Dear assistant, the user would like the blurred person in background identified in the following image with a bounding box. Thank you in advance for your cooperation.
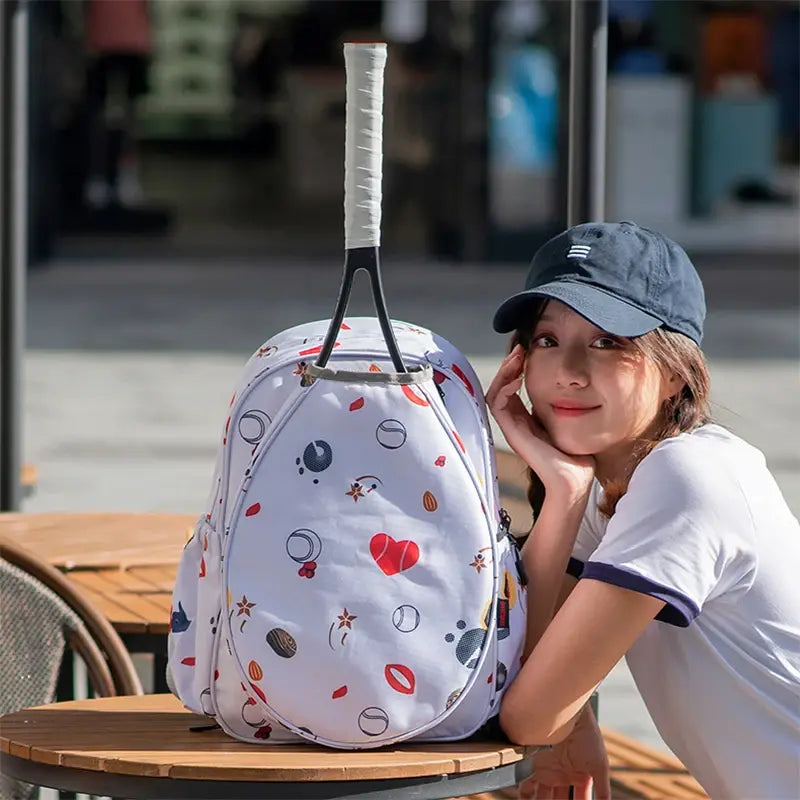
[83,0,151,209]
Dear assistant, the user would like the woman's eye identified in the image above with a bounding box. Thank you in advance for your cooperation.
[591,336,620,349]
[532,334,557,348]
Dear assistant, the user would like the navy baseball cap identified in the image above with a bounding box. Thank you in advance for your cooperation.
[493,221,706,345]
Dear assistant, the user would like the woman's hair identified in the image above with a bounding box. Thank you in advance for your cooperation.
[511,301,711,518]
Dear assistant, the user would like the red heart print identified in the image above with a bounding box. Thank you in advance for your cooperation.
[370,533,420,576]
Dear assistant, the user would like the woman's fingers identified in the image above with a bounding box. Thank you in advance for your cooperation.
[496,375,524,403]
[485,347,524,405]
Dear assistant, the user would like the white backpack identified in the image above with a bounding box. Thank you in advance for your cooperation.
[167,44,527,750]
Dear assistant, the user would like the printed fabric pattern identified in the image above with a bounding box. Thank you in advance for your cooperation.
[168,318,527,749]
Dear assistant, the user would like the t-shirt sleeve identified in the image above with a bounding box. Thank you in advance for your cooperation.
[581,438,756,627]
[567,480,605,579]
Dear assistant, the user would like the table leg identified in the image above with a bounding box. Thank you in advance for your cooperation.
[121,633,170,694]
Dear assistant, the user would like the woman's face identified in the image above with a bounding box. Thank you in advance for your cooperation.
[524,301,678,477]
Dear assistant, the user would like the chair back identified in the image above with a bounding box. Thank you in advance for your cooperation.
[0,539,143,800]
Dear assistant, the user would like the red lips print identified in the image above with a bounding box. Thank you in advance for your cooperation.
[385,664,416,695]
[370,533,420,576]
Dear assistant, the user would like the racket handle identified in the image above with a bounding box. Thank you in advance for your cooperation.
[344,43,386,250]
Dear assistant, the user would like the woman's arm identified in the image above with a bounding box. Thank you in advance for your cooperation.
[521,495,589,660]
[501,578,665,746]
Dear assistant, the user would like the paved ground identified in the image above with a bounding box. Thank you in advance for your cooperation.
[17,251,800,756]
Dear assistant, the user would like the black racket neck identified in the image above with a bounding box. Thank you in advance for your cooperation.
[315,247,407,373]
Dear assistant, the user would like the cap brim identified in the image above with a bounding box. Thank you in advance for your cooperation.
[493,281,663,336]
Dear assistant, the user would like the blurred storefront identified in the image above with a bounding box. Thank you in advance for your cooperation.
[30,0,799,265]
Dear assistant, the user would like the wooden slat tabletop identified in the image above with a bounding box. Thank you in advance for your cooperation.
[0,694,531,782]
[0,512,195,570]
[603,730,708,799]
[66,565,175,635]
[0,512,192,635]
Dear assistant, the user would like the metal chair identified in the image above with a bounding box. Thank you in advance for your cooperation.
[0,538,142,800]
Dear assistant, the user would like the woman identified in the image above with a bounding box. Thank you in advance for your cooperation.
[486,221,800,800]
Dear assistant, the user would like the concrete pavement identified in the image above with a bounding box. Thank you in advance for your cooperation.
[19,253,799,755]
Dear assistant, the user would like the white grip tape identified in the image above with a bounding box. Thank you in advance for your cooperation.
[344,43,386,250]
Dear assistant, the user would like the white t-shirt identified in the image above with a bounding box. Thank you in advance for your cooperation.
[568,424,800,799]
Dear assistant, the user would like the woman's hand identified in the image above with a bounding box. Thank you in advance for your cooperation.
[485,345,595,501]
[516,705,611,800]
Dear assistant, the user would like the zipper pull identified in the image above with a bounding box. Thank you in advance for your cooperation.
[496,508,512,542]
[499,507,528,587]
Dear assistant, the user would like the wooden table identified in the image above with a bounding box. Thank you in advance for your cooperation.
[0,694,534,800]
[0,512,193,691]
[0,512,193,630]
[0,512,194,570]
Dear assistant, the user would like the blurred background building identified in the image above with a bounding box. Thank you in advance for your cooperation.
[26,0,800,266]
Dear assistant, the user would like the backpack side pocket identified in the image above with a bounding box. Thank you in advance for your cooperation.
[168,519,222,716]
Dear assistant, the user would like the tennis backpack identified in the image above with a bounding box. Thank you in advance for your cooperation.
[167,44,527,750]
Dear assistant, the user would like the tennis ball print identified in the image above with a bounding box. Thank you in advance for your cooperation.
[375,419,407,449]
[241,697,268,728]
[285,529,322,563]
[238,410,271,444]
[392,604,420,633]
[358,706,390,737]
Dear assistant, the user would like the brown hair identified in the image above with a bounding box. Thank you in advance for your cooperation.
[511,303,711,519]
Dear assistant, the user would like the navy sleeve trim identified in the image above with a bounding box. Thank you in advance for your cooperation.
[566,557,584,578]
[581,562,700,628]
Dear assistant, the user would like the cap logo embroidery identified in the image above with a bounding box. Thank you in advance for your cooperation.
[566,245,591,259]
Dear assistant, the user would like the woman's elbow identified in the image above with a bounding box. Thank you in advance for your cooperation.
[499,702,576,747]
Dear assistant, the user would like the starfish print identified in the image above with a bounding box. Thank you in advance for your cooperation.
[470,553,487,573]
[337,608,357,629]
[345,482,364,502]
[293,361,307,376]
[236,596,256,617]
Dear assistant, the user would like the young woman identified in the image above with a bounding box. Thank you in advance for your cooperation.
[486,221,800,800]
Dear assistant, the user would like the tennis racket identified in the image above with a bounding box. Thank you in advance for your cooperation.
[314,42,407,373]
